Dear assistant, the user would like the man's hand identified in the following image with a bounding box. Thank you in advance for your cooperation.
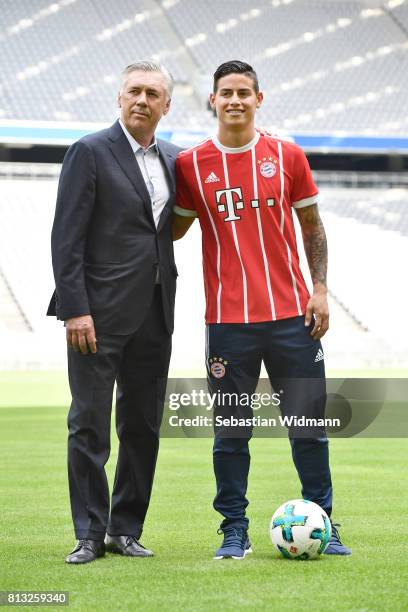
[255,126,274,137]
[304,286,329,340]
[66,315,97,354]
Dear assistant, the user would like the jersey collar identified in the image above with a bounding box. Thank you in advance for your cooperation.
[212,131,260,154]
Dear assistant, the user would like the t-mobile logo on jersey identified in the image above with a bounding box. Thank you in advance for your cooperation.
[215,187,244,222]
[215,187,275,222]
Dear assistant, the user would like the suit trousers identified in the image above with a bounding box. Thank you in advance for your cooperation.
[67,287,171,541]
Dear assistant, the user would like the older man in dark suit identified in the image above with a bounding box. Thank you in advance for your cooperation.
[48,61,181,564]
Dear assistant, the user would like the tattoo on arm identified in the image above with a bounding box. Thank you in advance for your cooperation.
[296,205,328,287]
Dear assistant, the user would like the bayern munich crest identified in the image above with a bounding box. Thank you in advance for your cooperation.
[258,156,277,178]
[209,357,228,378]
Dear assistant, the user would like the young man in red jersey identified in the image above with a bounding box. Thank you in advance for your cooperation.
[173,60,351,559]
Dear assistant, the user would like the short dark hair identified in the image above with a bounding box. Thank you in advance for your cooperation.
[213,60,259,93]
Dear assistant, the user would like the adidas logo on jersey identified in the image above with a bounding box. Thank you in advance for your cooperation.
[205,172,220,183]
[314,348,324,363]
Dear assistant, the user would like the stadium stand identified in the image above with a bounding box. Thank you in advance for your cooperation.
[320,185,408,236]
[0,164,406,369]
[163,0,408,133]
[318,187,408,355]
[0,269,29,332]
[0,0,407,133]
[0,176,57,331]
[0,0,202,126]
[0,0,407,369]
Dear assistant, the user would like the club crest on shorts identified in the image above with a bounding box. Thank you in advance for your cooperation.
[258,156,277,178]
[209,357,228,378]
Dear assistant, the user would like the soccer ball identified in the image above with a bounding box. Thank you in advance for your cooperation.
[270,499,331,560]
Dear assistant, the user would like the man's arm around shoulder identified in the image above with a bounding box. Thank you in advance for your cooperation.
[172,212,196,240]
[172,151,197,240]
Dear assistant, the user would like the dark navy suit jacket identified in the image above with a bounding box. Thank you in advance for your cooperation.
[48,119,181,335]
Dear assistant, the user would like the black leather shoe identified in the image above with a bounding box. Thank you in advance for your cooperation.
[65,539,105,564]
[105,534,154,557]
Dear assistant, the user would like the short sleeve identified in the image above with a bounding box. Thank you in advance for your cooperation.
[174,155,198,217]
[291,146,319,209]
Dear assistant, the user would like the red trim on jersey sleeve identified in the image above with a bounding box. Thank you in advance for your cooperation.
[290,145,319,209]
[175,154,198,217]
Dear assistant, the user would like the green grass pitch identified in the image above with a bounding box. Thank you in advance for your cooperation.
[1,372,408,611]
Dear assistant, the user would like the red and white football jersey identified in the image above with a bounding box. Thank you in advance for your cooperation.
[175,132,318,324]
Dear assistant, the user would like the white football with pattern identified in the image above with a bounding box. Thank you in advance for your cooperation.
[270,499,331,560]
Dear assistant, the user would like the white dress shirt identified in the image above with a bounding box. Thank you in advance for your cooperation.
[119,119,170,228]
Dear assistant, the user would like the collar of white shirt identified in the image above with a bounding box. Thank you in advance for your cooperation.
[119,119,159,155]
